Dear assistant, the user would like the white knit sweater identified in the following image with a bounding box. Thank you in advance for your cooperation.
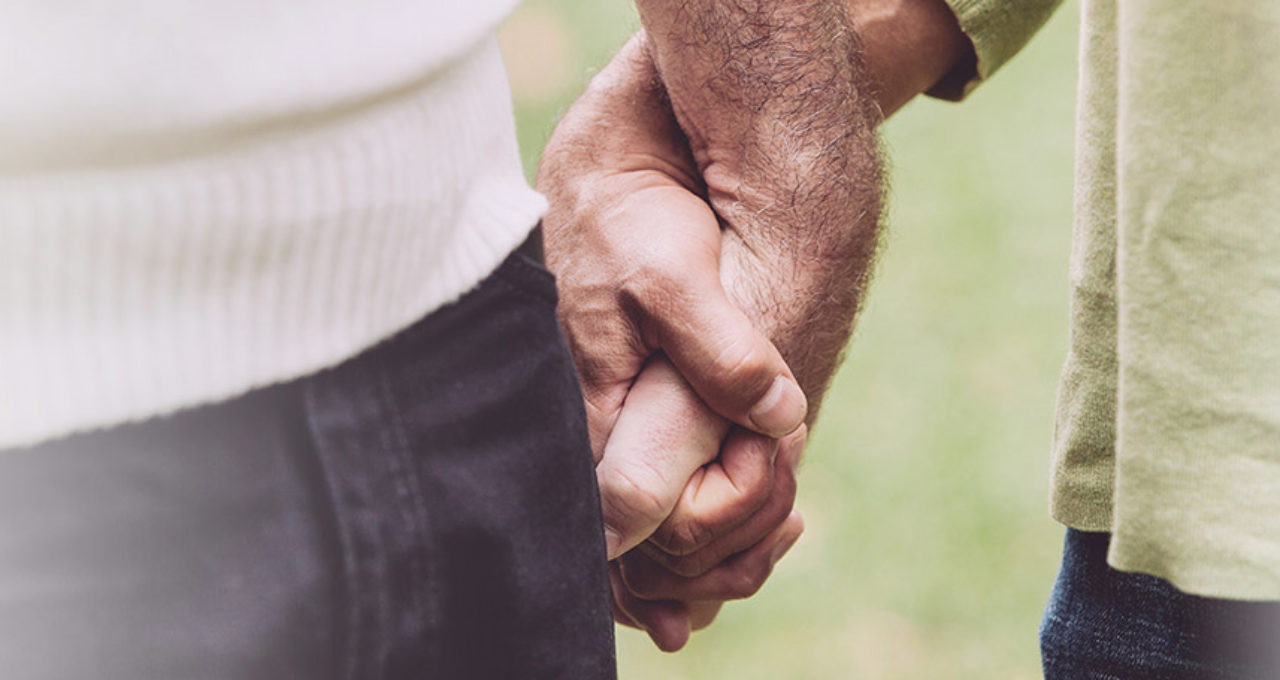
[0,1,547,448]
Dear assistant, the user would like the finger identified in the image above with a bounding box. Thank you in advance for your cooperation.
[644,425,806,577]
[613,605,641,630]
[688,601,724,631]
[582,385,627,465]
[596,357,730,559]
[609,563,692,653]
[647,427,778,556]
[618,510,804,603]
[562,319,649,463]
[607,563,645,630]
[638,267,807,439]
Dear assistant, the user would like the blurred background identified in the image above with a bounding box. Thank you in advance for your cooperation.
[500,2,1080,677]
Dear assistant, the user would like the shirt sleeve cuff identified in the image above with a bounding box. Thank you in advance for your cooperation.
[927,0,1065,101]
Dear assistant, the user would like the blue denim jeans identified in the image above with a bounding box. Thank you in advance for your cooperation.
[1041,529,1280,679]
[0,234,616,679]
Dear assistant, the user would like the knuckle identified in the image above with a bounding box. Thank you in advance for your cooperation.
[709,337,771,393]
[619,253,689,316]
[665,551,719,579]
[652,515,716,557]
[599,464,671,534]
[726,563,770,599]
[733,474,774,516]
[618,563,664,600]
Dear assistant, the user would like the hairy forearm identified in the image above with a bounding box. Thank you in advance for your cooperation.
[633,0,880,253]
[631,0,884,418]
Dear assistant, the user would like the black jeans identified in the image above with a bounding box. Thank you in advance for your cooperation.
[1041,530,1280,679]
[0,239,616,680]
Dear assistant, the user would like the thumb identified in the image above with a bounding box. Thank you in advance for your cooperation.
[595,357,730,559]
[648,274,806,438]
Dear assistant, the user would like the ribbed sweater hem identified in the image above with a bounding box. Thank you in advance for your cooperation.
[0,38,545,449]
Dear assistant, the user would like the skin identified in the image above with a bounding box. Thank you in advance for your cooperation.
[539,0,973,652]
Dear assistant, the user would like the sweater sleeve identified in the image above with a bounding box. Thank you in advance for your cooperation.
[926,0,1065,100]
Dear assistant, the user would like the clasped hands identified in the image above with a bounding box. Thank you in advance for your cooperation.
[537,36,817,652]
[536,0,972,653]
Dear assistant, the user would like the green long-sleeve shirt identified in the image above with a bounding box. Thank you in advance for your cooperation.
[937,0,1280,599]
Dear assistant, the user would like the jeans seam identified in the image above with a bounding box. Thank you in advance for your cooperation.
[372,353,442,665]
[300,380,361,680]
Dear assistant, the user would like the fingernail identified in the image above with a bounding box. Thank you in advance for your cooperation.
[604,527,622,560]
[783,425,807,472]
[770,532,801,566]
[749,376,806,437]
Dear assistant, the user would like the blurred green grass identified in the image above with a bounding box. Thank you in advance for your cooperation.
[502,3,1080,678]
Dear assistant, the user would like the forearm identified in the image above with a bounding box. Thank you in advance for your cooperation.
[630,0,883,418]
[633,0,880,256]
[635,0,974,136]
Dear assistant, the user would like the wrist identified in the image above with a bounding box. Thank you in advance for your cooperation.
[848,0,976,116]
[540,33,702,195]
